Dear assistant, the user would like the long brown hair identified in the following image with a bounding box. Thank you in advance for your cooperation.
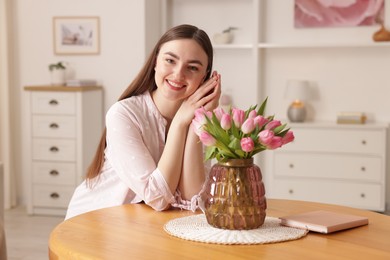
[86,24,214,184]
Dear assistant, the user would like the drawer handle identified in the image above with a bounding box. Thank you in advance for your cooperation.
[361,166,366,172]
[49,123,59,129]
[50,192,60,199]
[361,140,367,145]
[289,189,294,194]
[50,146,59,152]
[49,170,59,176]
[360,193,366,198]
[49,99,58,105]
[289,163,294,169]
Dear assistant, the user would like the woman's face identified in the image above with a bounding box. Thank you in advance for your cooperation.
[154,39,208,102]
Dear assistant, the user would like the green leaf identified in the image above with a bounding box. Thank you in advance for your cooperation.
[257,97,268,116]
[273,124,287,134]
[234,149,245,157]
[204,146,217,161]
[228,137,241,150]
[276,128,290,137]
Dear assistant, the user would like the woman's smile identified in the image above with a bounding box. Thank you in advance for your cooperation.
[166,79,186,91]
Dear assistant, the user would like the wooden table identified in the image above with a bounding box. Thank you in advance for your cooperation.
[49,199,390,259]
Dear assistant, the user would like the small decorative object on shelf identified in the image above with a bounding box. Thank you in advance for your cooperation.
[373,16,390,42]
[337,112,367,124]
[193,98,294,230]
[373,25,390,42]
[213,27,237,44]
[66,79,98,87]
[285,79,312,123]
[48,61,67,86]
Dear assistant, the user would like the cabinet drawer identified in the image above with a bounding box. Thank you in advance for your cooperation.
[271,179,384,211]
[32,115,76,138]
[33,184,74,208]
[274,152,382,182]
[32,162,76,185]
[284,128,385,155]
[32,139,76,162]
[31,92,76,115]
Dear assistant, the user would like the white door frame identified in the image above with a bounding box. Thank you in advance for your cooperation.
[0,0,15,209]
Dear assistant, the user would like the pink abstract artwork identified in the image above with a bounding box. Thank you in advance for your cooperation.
[294,0,385,28]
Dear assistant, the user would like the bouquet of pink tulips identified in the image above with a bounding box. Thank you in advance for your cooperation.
[192,98,295,162]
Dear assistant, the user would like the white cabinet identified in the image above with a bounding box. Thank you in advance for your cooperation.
[24,86,103,216]
[267,122,388,212]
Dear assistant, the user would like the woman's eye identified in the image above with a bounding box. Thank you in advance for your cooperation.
[188,66,199,72]
[165,59,174,64]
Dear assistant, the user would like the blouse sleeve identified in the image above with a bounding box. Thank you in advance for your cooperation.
[104,102,176,211]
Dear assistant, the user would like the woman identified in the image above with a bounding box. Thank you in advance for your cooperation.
[65,24,221,220]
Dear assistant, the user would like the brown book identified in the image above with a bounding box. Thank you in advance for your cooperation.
[279,210,369,234]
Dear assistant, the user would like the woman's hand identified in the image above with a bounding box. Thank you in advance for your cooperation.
[175,71,222,126]
[202,71,221,112]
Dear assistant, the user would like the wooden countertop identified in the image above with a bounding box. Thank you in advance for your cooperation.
[49,199,390,259]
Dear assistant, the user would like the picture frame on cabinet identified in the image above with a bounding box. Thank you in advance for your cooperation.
[53,16,100,55]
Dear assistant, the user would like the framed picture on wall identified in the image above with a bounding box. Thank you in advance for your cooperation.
[53,16,100,55]
[294,0,385,28]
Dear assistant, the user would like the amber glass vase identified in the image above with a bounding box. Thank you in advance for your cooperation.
[201,158,267,230]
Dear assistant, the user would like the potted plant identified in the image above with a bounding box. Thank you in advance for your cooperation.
[192,98,295,230]
[48,61,67,85]
[213,27,238,44]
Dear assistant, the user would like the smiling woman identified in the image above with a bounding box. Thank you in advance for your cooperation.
[65,24,222,220]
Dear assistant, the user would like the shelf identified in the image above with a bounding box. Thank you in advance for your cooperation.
[213,44,253,50]
[258,42,390,49]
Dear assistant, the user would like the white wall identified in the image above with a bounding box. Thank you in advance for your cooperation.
[12,0,160,205]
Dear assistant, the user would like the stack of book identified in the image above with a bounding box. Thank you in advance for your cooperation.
[66,79,97,87]
[337,112,367,124]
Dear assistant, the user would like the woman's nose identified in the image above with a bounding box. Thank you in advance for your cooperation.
[173,65,186,80]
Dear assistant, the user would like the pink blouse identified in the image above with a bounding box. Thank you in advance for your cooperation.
[65,91,200,220]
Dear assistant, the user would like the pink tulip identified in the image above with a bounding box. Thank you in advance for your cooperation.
[194,107,209,125]
[232,108,245,128]
[199,131,216,146]
[191,119,204,136]
[220,114,232,130]
[248,110,257,119]
[241,118,255,134]
[267,136,283,150]
[258,129,274,145]
[213,107,225,121]
[240,137,254,152]
[265,120,281,130]
[254,115,268,129]
[282,130,295,145]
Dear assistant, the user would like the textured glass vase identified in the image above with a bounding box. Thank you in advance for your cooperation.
[201,158,267,230]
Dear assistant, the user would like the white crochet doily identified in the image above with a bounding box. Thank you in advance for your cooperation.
[164,214,308,245]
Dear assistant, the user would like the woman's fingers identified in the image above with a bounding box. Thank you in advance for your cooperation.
[197,71,220,99]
